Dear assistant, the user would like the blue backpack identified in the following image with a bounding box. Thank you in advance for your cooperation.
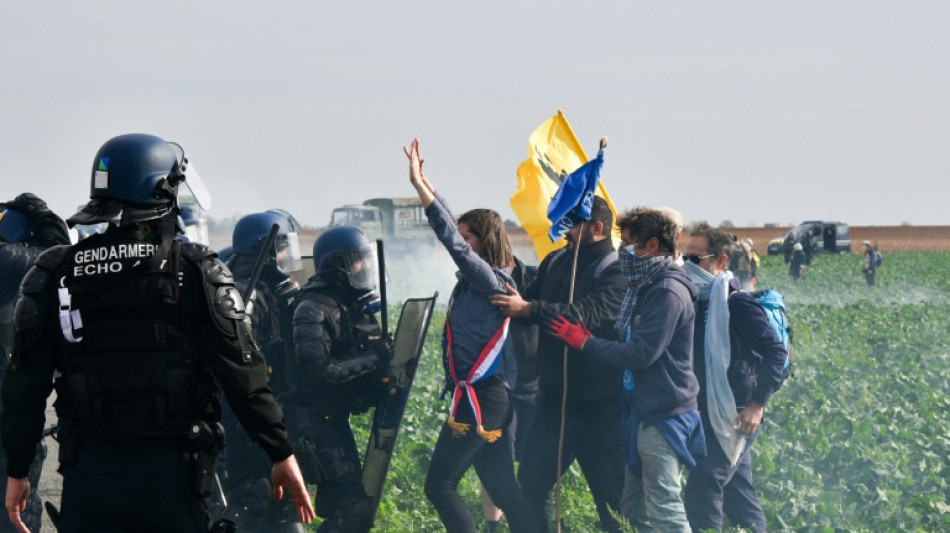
[753,289,794,378]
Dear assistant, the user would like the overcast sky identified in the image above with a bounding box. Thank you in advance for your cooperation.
[2,1,947,231]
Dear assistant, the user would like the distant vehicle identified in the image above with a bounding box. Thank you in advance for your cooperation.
[329,198,435,244]
[767,220,852,255]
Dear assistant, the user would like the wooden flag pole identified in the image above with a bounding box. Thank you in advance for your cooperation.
[555,136,607,533]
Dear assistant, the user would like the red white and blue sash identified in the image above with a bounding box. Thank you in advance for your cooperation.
[445,318,510,442]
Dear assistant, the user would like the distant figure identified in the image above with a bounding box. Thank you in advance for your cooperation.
[861,240,881,287]
[801,228,818,265]
[789,243,806,281]
[732,239,758,292]
[782,234,796,265]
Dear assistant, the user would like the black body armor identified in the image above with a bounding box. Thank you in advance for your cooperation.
[288,280,387,418]
[15,227,254,455]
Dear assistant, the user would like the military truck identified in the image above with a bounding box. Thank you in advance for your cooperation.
[329,198,435,244]
[767,220,852,256]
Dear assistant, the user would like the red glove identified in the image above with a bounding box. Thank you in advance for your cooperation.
[548,315,591,351]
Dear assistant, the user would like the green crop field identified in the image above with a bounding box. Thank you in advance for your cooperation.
[334,251,950,532]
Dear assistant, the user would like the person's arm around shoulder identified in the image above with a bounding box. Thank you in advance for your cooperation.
[490,249,556,321]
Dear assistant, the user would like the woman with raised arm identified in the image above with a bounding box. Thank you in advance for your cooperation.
[404,139,537,533]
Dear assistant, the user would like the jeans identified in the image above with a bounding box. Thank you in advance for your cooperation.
[683,416,766,533]
[425,379,537,533]
[636,424,690,533]
[620,466,652,533]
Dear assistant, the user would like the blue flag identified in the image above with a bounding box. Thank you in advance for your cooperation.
[546,151,604,242]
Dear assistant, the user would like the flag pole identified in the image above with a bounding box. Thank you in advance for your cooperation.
[555,137,607,533]
[555,219,583,533]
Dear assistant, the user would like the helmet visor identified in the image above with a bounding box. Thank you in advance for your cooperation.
[342,243,378,291]
[169,143,212,209]
[276,231,303,273]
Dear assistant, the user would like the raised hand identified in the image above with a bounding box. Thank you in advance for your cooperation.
[403,139,435,207]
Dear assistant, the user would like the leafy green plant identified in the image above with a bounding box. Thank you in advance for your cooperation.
[312,252,950,531]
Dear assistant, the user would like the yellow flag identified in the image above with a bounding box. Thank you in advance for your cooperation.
[510,110,620,261]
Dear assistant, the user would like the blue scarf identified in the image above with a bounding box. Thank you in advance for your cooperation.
[685,262,744,466]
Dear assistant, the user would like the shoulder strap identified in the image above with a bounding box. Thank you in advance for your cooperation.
[594,251,618,280]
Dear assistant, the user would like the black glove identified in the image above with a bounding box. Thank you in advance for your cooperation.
[374,335,394,364]
[1,193,70,246]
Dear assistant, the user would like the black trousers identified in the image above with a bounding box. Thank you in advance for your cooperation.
[218,403,302,532]
[60,449,209,533]
[424,379,537,533]
[517,400,625,533]
[298,415,372,532]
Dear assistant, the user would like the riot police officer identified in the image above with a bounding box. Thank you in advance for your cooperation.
[217,210,305,532]
[289,225,390,532]
[0,193,70,532]
[1,133,314,532]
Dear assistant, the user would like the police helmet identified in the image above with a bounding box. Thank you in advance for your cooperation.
[232,210,303,273]
[0,207,32,243]
[312,225,378,292]
[217,245,235,264]
[68,133,208,228]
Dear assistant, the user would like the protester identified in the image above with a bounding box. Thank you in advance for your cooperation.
[789,242,806,281]
[0,193,70,533]
[491,195,626,533]
[732,239,757,292]
[782,234,796,265]
[403,139,536,533]
[655,206,685,266]
[546,207,704,533]
[680,224,788,533]
[802,227,818,264]
[480,255,541,533]
[861,240,880,287]
[1,134,313,532]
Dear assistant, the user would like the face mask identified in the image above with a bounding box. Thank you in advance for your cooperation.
[621,244,636,256]
[684,261,715,300]
[620,247,666,283]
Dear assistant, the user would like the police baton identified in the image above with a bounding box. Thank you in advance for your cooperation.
[376,239,388,337]
[242,224,281,303]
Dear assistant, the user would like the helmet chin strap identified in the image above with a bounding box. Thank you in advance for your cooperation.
[145,208,181,271]
[357,291,381,314]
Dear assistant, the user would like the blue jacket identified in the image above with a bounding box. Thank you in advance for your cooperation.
[424,195,514,385]
[584,264,699,427]
[694,281,788,411]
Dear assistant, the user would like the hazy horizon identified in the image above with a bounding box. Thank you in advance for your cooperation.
[2,1,947,228]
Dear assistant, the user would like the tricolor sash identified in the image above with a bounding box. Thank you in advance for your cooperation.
[444,318,510,442]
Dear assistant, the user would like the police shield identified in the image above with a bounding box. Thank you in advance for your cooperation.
[361,293,437,522]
